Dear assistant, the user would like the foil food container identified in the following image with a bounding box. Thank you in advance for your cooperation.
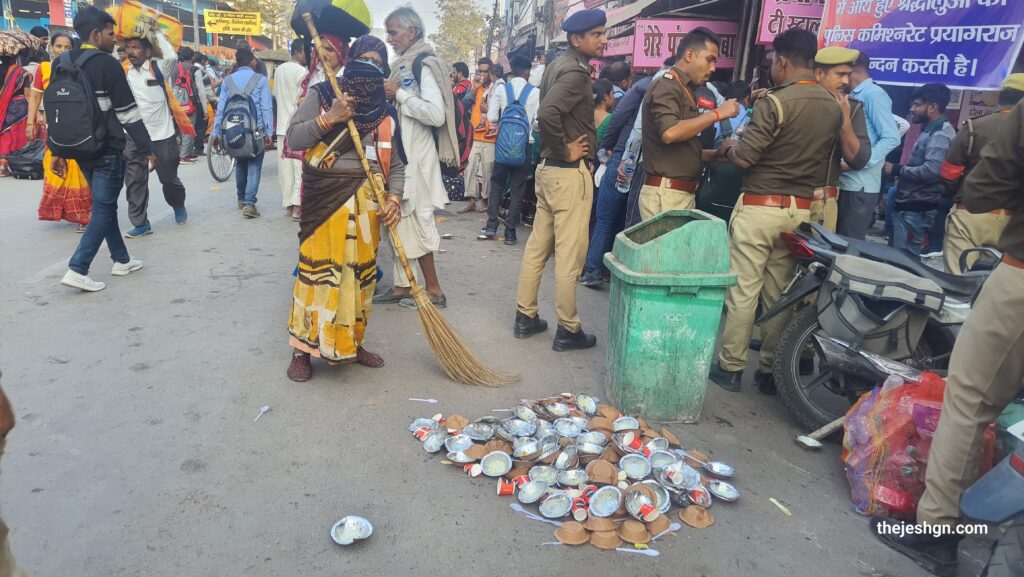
[408,418,438,433]
[575,442,605,455]
[331,516,373,545]
[707,480,740,502]
[554,418,583,438]
[517,479,549,504]
[687,486,713,508]
[480,451,513,477]
[660,461,702,489]
[641,480,672,513]
[648,450,680,471]
[612,416,640,432]
[513,440,542,459]
[533,420,556,440]
[618,454,652,480]
[577,431,608,446]
[625,486,660,522]
[503,418,537,436]
[704,461,736,479]
[557,469,589,487]
[461,422,495,442]
[446,451,475,464]
[536,443,561,462]
[529,465,558,485]
[444,434,473,453]
[539,492,573,518]
[545,402,571,418]
[575,394,598,416]
[588,486,622,518]
[644,437,670,454]
[422,429,447,453]
[553,446,579,470]
[514,404,538,422]
[569,416,589,430]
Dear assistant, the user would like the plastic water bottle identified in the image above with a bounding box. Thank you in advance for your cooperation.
[617,152,637,193]
[399,65,417,91]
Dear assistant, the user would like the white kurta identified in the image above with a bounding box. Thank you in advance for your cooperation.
[273,60,307,208]
[391,65,448,286]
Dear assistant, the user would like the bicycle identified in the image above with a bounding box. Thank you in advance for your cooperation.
[207,139,235,182]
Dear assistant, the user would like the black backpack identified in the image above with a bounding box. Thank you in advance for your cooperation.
[44,50,107,160]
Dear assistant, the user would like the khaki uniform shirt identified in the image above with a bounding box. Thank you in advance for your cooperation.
[641,67,703,181]
[734,76,844,199]
[945,108,1010,201]
[819,98,871,187]
[537,46,596,162]
[961,101,1024,259]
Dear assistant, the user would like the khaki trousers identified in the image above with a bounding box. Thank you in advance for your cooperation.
[0,439,27,577]
[516,161,594,332]
[463,141,495,200]
[809,196,839,232]
[638,181,696,221]
[917,262,1024,525]
[718,194,811,372]
[942,205,1010,274]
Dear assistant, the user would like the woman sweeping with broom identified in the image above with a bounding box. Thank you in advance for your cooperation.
[285,35,404,382]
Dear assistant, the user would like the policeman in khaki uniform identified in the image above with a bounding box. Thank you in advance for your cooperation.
[709,29,844,393]
[939,73,1023,273]
[514,9,607,351]
[810,46,872,231]
[638,27,740,220]
[873,99,1024,577]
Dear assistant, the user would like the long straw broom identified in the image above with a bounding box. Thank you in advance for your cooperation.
[302,14,517,387]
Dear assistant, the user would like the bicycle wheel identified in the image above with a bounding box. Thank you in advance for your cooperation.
[207,141,235,183]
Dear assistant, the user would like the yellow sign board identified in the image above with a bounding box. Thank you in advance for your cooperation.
[203,10,262,35]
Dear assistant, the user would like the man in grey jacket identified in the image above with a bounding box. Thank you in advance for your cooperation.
[886,83,955,255]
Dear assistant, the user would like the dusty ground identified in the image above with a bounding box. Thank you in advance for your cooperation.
[0,151,988,576]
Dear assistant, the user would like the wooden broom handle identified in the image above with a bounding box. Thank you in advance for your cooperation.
[302,14,420,289]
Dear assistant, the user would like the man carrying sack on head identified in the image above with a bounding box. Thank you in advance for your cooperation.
[513,8,607,352]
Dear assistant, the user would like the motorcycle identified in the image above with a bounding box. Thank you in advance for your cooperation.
[819,337,1024,577]
[758,222,999,430]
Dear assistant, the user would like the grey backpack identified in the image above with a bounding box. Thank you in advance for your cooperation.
[218,74,264,159]
[817,255,945,359]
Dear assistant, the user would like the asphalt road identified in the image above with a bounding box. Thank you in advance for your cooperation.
[0,151,981,577]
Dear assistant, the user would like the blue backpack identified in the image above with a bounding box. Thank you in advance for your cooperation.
[219,74,264,159]
[494,82,533,167]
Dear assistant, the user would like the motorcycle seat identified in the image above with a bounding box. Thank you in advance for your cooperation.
[805,223,986,298]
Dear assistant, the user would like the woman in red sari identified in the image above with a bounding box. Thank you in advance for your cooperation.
[0,52,32,177]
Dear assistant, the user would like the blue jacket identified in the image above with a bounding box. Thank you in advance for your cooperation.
[894,116,955,209]
[600,75,653,155]
[211,66,274,138]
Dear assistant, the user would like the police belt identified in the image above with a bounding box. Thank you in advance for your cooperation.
[644,175,698,193]
[541,158,586,169]
[740,193,812,210]
[955,202,1012,216]
[813,186,839,199]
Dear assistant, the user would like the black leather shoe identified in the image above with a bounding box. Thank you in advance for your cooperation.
[578,268,603,288]
[552,325,597,351]
[869,517,960,577]
[504,227,517,245]
[709,363,742,392]
[754,370,777,396]
[513,312,548,339]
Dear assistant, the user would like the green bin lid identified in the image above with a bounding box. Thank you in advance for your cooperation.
[610,209,732,276]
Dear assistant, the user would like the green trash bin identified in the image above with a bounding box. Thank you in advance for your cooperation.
[603,209,736,423]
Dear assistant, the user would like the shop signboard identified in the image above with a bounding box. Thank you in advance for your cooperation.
[758,0,826,44]
[633,19,739,68]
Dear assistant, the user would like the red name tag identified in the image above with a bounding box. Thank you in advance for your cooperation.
[697,96,716,110]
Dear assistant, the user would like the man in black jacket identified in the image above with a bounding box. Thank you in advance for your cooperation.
[579,71,652,287]
[59,6,154,293]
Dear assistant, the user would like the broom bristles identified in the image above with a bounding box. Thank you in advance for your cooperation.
[412,291,519,387]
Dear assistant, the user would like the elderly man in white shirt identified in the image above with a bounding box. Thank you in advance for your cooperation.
[477,54,540,246]
[122,31,188,237]
[272,39,307,219]
[374,7,457,309]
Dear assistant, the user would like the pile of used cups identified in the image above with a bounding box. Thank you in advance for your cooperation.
[408,393,740,549]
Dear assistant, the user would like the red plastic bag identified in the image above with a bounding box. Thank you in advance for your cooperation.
[841,371,995,520]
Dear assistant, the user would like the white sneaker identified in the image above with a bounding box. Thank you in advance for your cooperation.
[111,259,143,276]
[60,270,105,292]
[920,250,943,259]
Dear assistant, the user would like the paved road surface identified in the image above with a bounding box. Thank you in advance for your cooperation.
[0,152,981,576]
